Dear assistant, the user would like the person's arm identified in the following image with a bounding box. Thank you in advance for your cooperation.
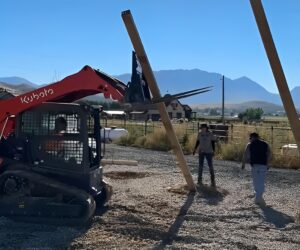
[266,144,271,169]
[193,140,199,155]
[211,133,217,153]
[211,133,217,141]
[241,143,250,169]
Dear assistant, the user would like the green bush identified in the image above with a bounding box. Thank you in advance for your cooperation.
[238,108,264,122]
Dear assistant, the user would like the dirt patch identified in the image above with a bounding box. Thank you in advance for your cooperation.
[104,171,153,179]
[167,184,190,195]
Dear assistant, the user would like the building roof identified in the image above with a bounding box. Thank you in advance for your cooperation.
[182,104,192,111]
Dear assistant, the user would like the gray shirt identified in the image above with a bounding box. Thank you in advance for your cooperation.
[196,131,216,154]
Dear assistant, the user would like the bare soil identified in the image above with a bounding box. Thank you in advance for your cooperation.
[0,144,299,250]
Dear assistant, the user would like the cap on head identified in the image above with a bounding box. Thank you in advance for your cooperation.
[200,123,208,129]
[249,132,259,139]
[55,117,67,132]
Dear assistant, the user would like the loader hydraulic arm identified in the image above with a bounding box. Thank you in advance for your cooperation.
[0,65,127,138]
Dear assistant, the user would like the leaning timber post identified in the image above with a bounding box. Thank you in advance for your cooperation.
[250,0,300,155]
[122,10,196,191]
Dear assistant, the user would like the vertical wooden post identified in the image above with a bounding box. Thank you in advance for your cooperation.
[144,120,148,136]
[122,10,196,191]
[250,0,300,154]
[221,75,225,124]
[271,126,274,150]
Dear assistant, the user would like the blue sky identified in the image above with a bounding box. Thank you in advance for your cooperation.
[1,0,300,93]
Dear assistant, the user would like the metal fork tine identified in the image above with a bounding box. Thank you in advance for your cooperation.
[168,86,212,98]
[152,87,213,103]
[172,89,212,99]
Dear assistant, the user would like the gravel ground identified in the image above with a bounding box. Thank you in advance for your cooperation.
[0,144,299,250]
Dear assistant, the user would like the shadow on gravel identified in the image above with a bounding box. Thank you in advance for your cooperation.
[0,217,90,249]
[104,171,153,179]
[94,204,110,216]
[153,192,195,250]
[196,184,229,206]
[259,206,294,228]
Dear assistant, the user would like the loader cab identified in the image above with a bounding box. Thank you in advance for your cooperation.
[15,102,105,196]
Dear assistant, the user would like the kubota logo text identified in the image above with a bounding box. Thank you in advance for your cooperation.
[20,88,54,104]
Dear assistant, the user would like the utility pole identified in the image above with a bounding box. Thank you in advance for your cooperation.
[221,75,225,124]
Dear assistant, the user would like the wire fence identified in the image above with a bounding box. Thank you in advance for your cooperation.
[101,118,299,158]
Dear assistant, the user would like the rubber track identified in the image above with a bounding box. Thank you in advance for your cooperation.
[0,170,96,225]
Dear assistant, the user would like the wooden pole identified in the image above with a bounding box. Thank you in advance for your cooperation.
[121,10,196,191]
[249,0,300,154]
[221,75,225,124]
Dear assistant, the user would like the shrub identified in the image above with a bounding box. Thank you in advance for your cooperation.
[134,136,147,147]
[116,131,139,146]
[218,142,245,161]
[144,128,172,151]
[270,154,300,169]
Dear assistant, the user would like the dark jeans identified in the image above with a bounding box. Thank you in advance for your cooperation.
[198,153,215,184]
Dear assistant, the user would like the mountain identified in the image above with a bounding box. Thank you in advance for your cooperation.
[1,69,299,108]
[0,82,35,94]
[0,77,36,87]
[116,69,300,107]
[291,87,300,106]
[0,77,36,96]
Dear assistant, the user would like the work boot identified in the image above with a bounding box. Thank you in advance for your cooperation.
[210,175,216,188]
[197,178,203,186]
[211,180,216,188]
[255,197,266,207]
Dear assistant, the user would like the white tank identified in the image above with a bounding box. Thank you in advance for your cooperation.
[101,127,129,142]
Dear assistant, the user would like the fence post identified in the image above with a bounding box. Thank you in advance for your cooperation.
[144,120,148,136]
[271,126,274,149]
[231,124,233,142]
[152,122,154,134]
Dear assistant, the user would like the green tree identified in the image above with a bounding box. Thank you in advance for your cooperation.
[238,108,263,122]
[209,108,218,116]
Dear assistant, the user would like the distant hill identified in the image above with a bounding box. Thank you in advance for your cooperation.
[291,86,300,106]
[116,69,300,108]
[0,77,36,87]
[0,77,36,96]
[0,82,35,94]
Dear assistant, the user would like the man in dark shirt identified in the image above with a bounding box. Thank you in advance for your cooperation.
[242,132,271,206]
[0,137,16,173]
